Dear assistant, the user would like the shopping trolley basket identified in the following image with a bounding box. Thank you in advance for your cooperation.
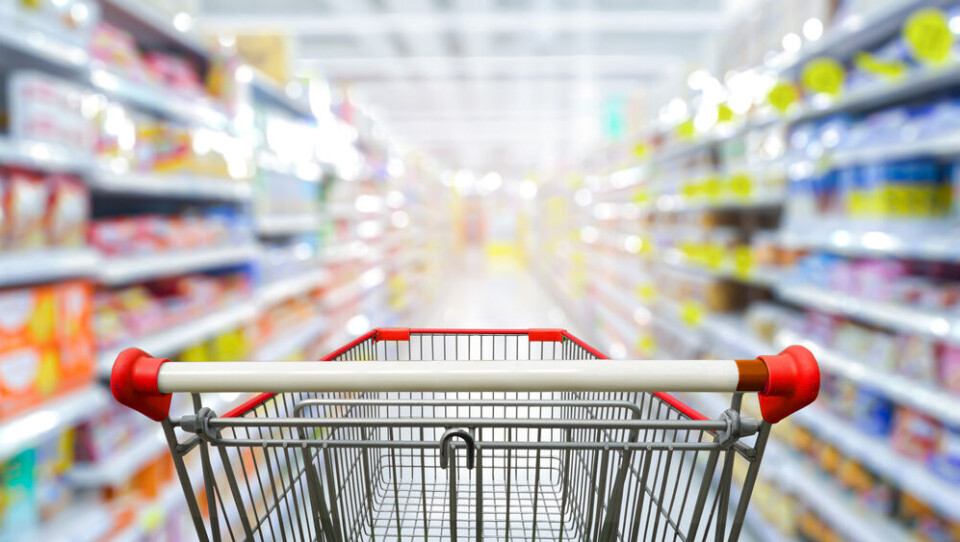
[111,328,819,542]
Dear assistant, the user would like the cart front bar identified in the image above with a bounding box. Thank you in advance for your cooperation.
[111,328,818,424]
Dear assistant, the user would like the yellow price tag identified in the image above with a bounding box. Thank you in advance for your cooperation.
[638,336,657,355]
[636,284,657,302]
[904,8,953,65]
[716,103,734,123]
[680,301,704,327]
[801,57,845,96]
[853,52,907,80]
[729,173,753,199]
[733,246,754,277]
[675,119,695,140]
[633,143,649,158]
[703,244,724,270]
[767,81,799,113]
[703,177,722,200]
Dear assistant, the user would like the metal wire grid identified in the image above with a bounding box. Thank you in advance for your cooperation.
[165,332,765,542]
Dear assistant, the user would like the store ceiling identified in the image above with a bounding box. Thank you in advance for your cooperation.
[197,0,738,176]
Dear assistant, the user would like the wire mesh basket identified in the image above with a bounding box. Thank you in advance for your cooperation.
[111,328,819,541]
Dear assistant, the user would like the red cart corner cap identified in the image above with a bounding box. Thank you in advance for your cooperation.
[375,328,411,341]
[757,345,820,424]
[110,348,172,422]
[528,329,564,342]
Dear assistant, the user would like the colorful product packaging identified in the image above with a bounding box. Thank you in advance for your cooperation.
[0,450,38,534]
[3,169,49,250]
[891,407,941,461]
[45,174,88,248]
[53,281,95,392]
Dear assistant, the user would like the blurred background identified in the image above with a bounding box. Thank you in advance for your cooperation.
[1,0,960,540]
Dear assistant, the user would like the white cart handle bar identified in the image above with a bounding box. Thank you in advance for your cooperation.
[111,343,819,425]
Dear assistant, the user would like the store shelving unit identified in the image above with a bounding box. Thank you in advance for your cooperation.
[257,268,331,306]
[0,24,88,71]
[252,316,328,362]
[88,68,231,130]
[529,3,960,540]
[254,213,324,236]
[0,136,90,172]
[0,386,110,463]
[20,502,115,542]
[777,282,959,342]
[792,406,960,522]
[96,301,260,373]
[68,429,169,488]
[0,248,100,287]
[98,244,260,286]
[88,168,253,200]
[0,3,446,539]
[776,329,960,425]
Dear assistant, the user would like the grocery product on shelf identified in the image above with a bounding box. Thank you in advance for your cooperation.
[93,272,252,350]
[3,71,96,155]
[87,210,248,256]
[0,281,94,420]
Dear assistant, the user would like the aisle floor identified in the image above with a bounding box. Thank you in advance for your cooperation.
[413,248,576,331]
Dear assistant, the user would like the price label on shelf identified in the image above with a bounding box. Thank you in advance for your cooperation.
[853,52,907,80]
[716,103,734,123]
[767,81,799,113]
[729,173,753,199]
[733,246,755,277]
[633,142,649,158]
[801,57,845,96]
[637,335,657,355]
[703,177,722,201]
[703,244,724,270]
[636,284,657,302]
[675,119,695,140]
[904,8,953,65]
[680,301,704,327]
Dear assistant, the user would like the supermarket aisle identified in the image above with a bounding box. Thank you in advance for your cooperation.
[416,248,575,331]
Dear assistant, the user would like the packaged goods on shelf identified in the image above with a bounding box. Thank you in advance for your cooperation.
[258,239,321,283]
[1,0,99,50]
[0,428,79,536]
[88,210,248,256]
[3,71,96,155]
[2,168,89,251]
[0,281,94,420]
[93,272,252,351]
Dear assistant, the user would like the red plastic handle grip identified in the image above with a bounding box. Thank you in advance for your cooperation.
[111,348,172,422]
[757,345,820,423]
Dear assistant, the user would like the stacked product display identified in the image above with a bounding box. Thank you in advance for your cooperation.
[0,1,446,540]
[532,1,960,541]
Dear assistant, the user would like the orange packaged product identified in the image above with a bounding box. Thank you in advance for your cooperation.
[0,343,61,418]
[53,280,93,341]
[0,285,56,350]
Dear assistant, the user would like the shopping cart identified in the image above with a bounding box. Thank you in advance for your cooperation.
[111,328,819,542]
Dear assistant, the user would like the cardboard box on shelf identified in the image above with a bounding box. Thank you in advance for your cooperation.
[0,344,60,419]
[0,286,56,350]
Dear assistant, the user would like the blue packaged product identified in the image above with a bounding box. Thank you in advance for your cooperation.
[849,385,895,436]
[929,424,960,484]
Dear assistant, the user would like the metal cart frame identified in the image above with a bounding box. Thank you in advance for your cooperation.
[111,328,819,542]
